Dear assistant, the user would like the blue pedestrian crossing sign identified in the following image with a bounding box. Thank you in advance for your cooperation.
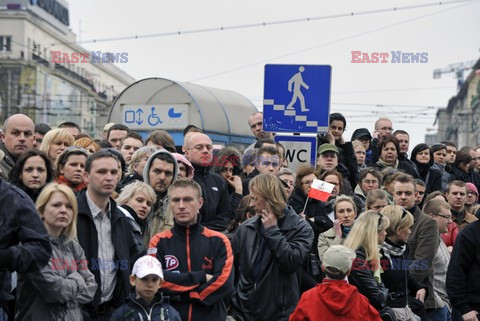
[263,64,332,133]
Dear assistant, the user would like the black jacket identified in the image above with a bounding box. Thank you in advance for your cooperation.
[288,187,333,246]
[230,206,313,321]
[380,239,427,309]
[149,221,234,321]
[76,190,144,308]
[348,247,388,311]
[192,163,232,231]
[0,178,52,303]
[447,220,480,315]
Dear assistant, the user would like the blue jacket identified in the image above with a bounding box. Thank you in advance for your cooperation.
[0,178,51,303]
[111,292,181,321]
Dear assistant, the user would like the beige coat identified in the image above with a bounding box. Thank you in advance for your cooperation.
[317,227,344,261]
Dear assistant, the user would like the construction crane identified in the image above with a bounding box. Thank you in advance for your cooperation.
[433,60,477,89]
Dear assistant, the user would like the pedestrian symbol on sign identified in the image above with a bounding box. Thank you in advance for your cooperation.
[286,66,310,112]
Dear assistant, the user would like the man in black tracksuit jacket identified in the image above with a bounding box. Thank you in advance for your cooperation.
[447,220,480,320]
[148,178,234,321]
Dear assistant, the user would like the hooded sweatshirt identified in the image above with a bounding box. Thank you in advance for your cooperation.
[142,149,179,244]
[289,279,382,321]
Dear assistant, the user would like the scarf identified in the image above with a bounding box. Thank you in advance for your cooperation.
[56,175,87,192]
[381,238,406,267]
[376,158,399,169]
[341,225,352,239]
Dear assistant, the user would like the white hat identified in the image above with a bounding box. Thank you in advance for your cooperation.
[132,255,164,279]
[322,245,356,274]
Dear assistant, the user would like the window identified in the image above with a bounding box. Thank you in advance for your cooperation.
[0,36,12,52]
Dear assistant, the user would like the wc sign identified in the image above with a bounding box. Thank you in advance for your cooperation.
[274,135,317,173]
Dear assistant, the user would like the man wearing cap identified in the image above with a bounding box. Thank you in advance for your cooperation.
[148,178,234,321]
[290,245,382,321]
[111,255,181,321]
[0,114,35,179]
[316,143,353,195]
[351,128,373,165]
[442,180,477,248]
[318,113,358,188]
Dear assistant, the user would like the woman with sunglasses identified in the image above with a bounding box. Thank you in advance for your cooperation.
[55,147,89,193]
[380,205,429,321]
[8,149,54,202]
[345,211,390,314]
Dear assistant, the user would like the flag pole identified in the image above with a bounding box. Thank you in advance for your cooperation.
[302,197,309,215]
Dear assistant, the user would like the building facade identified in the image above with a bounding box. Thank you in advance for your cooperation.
[0,0,135,136]
[433,59,480,147]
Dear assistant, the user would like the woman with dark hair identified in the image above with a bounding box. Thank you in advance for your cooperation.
[373,135,418,178]
[55,147,89,193]
[9,149,54,202]
[449,150,474,183]
[410,143,442,193]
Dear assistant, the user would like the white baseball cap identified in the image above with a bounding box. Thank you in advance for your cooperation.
[322,245,356,274]
[132,255,164,279]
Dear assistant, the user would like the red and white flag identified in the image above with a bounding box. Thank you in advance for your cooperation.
[307,179,335,202]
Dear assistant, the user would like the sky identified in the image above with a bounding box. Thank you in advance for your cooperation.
[68,0,480,152]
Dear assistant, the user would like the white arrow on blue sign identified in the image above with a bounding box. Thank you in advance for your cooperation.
[263,64,331,133]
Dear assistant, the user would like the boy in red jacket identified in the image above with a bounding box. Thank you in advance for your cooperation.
[289,245,382,321]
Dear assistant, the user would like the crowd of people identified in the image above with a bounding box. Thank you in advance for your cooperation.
[0,111,480,321]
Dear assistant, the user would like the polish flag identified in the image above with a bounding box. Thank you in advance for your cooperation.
[307,179,335,202]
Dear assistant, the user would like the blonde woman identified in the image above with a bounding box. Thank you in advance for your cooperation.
[116,181,157,248]
[15,183,97,321]
[118,146,158,189]
[40,128,75,164]
[317,195,357,260]
[380,205,428,321]
[344,210,390,313]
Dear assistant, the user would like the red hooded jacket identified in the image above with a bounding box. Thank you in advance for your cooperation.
[289,279,381,321]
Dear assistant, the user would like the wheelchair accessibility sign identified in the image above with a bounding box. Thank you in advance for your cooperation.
[122,104,188,130]
[263,64,331,133]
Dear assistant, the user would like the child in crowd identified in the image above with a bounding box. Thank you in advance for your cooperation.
[289,245,382,321]
[111,255,181,321]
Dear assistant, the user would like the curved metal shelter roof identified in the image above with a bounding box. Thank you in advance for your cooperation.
[108,77,257,142]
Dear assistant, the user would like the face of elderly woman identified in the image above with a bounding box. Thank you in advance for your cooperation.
[380,142,397,164]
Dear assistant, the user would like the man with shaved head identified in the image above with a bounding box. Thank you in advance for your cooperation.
[0,114,35,179]
[184,133,232,231]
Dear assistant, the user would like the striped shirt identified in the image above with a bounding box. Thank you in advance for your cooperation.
[86,191,117,304]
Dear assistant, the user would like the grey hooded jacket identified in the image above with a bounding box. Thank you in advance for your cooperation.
[15,235,97,321]
[142,149,178,243]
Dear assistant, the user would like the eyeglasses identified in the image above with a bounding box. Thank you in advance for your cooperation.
[281,179,294,187]
[434,213,452,220]
[188,144,213,152]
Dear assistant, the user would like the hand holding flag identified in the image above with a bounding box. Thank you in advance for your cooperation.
[307,179,335,202]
